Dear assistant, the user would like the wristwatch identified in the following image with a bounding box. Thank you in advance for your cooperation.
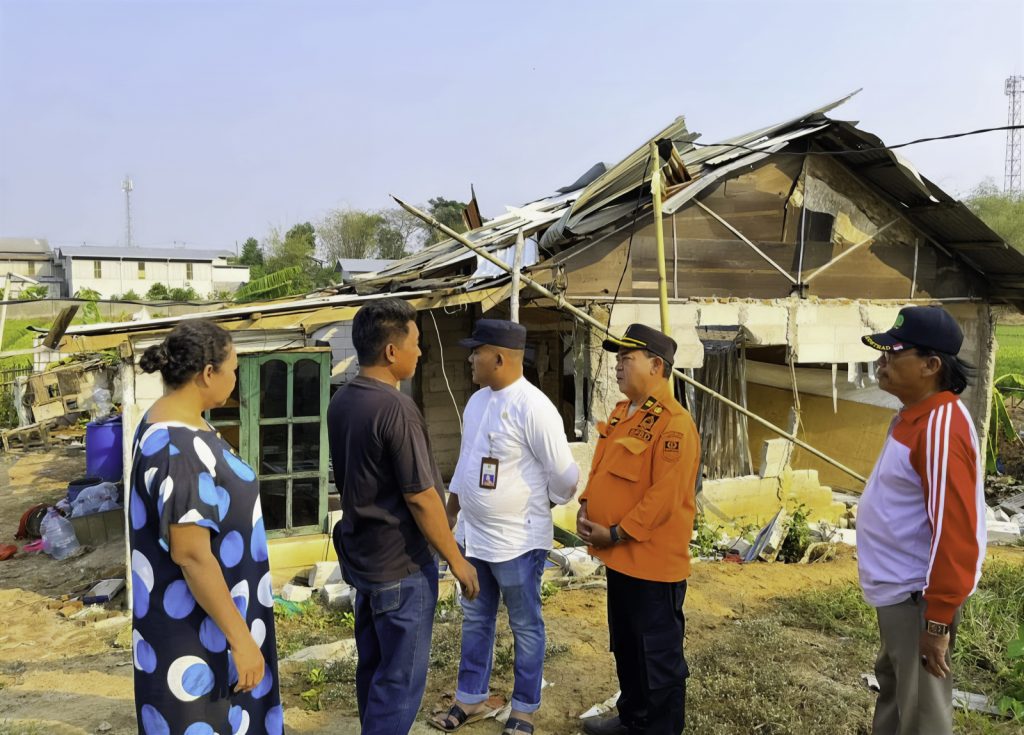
[609,525,621,544]
[925,620,950,636]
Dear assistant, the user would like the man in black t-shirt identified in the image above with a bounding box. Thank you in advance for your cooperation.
[328,298,479,735]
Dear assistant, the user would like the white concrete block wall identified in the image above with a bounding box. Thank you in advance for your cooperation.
[67,257,229,298]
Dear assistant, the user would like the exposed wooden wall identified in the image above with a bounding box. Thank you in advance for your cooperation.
[562,155,985,301]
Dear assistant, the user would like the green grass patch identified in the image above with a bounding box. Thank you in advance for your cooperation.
[777,558,1024,728]
[779,580,878,641]
[273,598,355,658]
[996,324,1024,377]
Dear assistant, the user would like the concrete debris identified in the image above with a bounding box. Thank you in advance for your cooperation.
[97,722,113,732]
[986,505,997,522]
[727,537,752,557]
[321,582,354,610]
[284,638,357,663]
[799,542,837,564]
[987,520,1023,545]
[92,614,131,631]
[580,691,621,719]
[58,600,84,618]
[952,689,1006,717]
[758,438,793,479]
[308,561,343,589]
[993,508,1011,523]
[747,510,790,562]
[281,582,314,602]
[548,548,603,577]
[832,528,857,546]
[861,673,880,692]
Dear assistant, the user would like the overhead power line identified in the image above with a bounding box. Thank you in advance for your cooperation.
[688,124,1024,157]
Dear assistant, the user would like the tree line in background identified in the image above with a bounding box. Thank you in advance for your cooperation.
[232,196,468,300]
[18,184,1024,306]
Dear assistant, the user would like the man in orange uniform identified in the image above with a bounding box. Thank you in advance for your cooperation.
[577,324,700,735]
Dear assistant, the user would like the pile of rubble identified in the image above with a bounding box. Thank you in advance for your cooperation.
[984,475,1024,545]
[279,561,354,610]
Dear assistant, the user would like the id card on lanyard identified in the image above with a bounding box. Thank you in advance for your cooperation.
[480,431,499,489]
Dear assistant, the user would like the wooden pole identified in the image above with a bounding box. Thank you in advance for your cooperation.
[510,228,523,323]
[0,275,11,357]
[392,195,868,486]
[803,219,898,284]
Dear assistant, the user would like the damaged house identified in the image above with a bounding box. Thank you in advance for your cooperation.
[57,93,1024,576]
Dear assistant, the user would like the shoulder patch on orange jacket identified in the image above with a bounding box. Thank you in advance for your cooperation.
[661,431,684,462]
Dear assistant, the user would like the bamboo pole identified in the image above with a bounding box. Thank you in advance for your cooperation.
[649,142,673,391]
[391,195,867,486]
[649,141,671,335]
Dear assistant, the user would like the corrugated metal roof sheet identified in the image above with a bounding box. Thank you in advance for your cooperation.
[57,246,234,261]
[343,91,1024,307]
[0,237,51,256]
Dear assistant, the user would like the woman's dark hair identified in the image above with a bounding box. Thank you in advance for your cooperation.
[915,347,974,395]
[139,319,233,389]
[352,298,417,366]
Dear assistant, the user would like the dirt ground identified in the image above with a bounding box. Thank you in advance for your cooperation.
[0,447,1018,734]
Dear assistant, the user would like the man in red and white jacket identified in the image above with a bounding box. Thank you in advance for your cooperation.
[859,306,986,735]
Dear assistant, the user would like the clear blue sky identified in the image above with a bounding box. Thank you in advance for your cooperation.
[1,0,1021,252]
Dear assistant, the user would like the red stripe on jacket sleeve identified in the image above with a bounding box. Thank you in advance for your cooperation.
[914,403,982,625]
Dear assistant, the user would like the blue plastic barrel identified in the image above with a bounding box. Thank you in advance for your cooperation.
[85,415,124,482]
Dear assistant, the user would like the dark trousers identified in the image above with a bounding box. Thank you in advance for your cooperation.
[607,568,688,734]
[349,561,439,735]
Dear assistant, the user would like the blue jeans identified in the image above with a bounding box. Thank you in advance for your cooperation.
[349,561,439,735]
[457,548,547,713]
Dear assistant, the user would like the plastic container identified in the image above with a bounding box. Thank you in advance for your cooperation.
[85,415,123,483]
[40,509,82,560]
[67,476,103,504]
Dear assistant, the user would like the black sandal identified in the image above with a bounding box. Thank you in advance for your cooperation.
[502,716,535,735]
[429,703,491,732]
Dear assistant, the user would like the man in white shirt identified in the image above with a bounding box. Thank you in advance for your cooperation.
[430,319,579,735]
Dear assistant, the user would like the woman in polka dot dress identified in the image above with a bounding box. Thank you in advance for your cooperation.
[129,320,283,735]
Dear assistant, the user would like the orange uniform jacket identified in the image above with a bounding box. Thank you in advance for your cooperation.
[580,382,700,583]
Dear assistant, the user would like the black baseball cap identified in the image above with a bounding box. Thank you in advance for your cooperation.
[458,319,527,350]
[862,306,963,354]
[602,323,677,364]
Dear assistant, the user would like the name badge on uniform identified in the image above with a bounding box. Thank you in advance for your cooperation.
[479,456,499,489]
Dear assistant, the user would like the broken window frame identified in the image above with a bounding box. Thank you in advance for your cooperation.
[204,349,330,537]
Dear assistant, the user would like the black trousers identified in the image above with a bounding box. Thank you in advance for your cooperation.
[607,568,688,734]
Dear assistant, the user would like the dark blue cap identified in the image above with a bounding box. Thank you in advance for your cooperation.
[602,323,677,364]
[862,306,963,354]
[458,319,527,350]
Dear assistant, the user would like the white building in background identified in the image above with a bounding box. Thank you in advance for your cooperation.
[56,246,250,299]
[0,238,64,296]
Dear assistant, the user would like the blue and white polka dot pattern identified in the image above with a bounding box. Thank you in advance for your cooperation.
[141,704,170,735]
[219,530,244,568]
[133,630,157,673]
[132,550,154,618]
[130,421,281,734]
[163,580,196,619]
[167,655,215,702]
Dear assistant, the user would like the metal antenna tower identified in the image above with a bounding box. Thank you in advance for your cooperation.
[122,175,134,247]
[1006,76,1023,197]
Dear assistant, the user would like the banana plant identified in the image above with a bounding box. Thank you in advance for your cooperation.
[987,373,1024,473]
